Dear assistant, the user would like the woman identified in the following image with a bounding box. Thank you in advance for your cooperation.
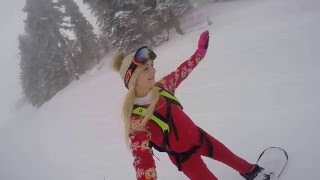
[112,30,263,180]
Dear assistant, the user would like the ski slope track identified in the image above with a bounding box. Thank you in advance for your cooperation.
[1,0,319,179]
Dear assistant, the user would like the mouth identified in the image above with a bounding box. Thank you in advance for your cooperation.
[148,77,155,81]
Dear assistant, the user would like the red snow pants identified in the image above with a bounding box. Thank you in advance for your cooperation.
[169,130,254,180]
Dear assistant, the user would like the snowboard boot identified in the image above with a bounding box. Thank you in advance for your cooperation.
[240,164,264,180]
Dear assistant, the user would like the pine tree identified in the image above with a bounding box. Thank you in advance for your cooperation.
[83,0,112,49]
[84,0,157,51]
[83,0,194,51]
[19,0,71,106]
[171,0,193,17]
[58,0,100,75]
[140,0,166,42]
[155,0,193,36]
[111,1,154,51]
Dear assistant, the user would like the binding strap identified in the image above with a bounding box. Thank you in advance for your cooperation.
[132,107,169,133]
[159,89,183,109]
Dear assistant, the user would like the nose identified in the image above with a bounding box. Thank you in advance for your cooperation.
[151,66,156,74]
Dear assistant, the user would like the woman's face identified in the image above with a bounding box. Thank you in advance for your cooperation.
[135,60,156,89]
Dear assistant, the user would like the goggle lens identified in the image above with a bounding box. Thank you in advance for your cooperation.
[134,46,157,64]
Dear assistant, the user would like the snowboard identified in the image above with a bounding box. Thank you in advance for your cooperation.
[255,147,288,180]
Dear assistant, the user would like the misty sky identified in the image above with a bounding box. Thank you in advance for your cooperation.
[0,0,26,125]
[0,0,96,126]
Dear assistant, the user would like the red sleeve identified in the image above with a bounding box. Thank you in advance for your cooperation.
[157,51,205,94]
[129,115,157,180]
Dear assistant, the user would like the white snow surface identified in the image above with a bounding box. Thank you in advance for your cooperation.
[1,0,320,179]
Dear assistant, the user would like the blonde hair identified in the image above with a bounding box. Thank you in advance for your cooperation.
[112,50,130,72]
[112,51,160,148]
[122,86,160,147]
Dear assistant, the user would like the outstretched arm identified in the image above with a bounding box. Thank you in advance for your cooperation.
[130,116,157,180]
[157,30,210,94]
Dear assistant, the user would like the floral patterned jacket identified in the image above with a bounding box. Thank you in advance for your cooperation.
[129,51,205,180]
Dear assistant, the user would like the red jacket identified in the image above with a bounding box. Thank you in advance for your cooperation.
[129,51,205,180]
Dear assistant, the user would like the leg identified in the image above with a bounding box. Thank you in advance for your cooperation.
[199,129,255,174]
[169,154,218,180]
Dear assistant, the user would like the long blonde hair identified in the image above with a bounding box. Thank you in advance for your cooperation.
[122,86,160,147]
[112,50,160,148]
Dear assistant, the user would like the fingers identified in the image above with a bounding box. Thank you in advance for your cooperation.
[205,36,209,49]
[200,30,209,36]
[199,30,210,49]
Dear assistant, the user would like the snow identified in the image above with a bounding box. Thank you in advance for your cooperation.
[73,0,101,35]
[115,11,131,19]
[1,0,320,179]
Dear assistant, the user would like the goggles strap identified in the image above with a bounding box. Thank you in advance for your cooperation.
[124,63,138,89]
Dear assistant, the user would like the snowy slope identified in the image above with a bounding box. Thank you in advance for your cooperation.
[1,0,320,179]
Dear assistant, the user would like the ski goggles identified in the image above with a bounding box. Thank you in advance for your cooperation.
[124,46,157,88]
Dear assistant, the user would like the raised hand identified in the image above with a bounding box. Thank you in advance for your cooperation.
[198,30,209,50]
[196,30,210,57]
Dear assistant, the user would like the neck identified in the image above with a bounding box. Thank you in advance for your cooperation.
[135,87,152,98]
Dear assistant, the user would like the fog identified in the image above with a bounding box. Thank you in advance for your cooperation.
[0,0,97,126]
[0,0,26,126]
